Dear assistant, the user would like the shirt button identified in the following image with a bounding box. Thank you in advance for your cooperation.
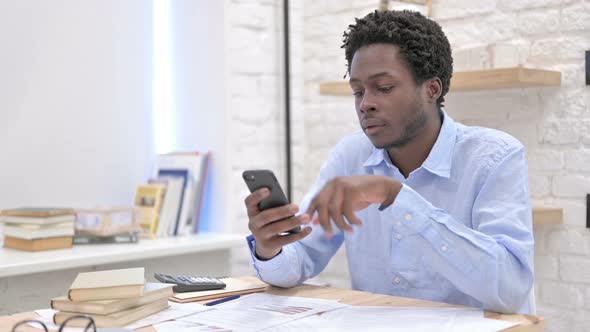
[395,234,402,240]
[393,277,401,284]
[441,245,448,252]
[404,214,412,221]
[396,221,402,227]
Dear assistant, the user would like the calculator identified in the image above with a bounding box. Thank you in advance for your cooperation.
[154,273,226,292]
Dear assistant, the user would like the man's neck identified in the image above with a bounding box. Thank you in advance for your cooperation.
[387,110,443,178]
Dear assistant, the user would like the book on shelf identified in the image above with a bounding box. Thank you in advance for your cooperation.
[134,184,166,239]
[0,207,76,225]
[192,151,211,234]
[51,282,173,315]
[75,207,139,236]
[3,236,73,251]
[73,232,138,245]
[54,298,169,328]
[0,207,76,217]
[151,169,188,237]
[169,277,267,303]
[68,267,145,302]
[3,221,74,240]
[155,151,210,235]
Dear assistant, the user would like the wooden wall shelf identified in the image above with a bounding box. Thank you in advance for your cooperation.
[532,207,563,226]
[319,67,561,95]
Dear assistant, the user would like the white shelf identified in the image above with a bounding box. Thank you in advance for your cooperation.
[0,233,245,278]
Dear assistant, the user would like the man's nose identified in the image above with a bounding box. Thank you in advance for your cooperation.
[360,94,377,113]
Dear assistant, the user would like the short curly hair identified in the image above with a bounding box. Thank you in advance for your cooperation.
[342,10,453,106]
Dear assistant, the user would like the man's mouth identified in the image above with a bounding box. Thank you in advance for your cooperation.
[365,125,384,135]
[362,118,386,134]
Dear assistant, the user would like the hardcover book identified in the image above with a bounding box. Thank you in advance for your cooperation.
[3,222,74,240]
[155,152,207,235]
[3,236,73,251]
[54,298,169,327]
[0,207,76,225]
[51,282,172,315]
[0,207,75,217]
[155,169,188,236]
[68,268,145,301]
[134,184,166,238]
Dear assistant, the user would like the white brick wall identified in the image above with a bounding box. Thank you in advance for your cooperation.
[295,1,590,331]
[229,1,590,330]
[226,0,306,274]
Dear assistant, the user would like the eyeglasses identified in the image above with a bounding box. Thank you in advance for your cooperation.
[12,314,96,332]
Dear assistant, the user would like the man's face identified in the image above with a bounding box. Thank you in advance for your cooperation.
[349,43,428,149]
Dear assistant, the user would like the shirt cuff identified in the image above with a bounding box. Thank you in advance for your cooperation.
[382,184,435,237]
[246,235,290,273]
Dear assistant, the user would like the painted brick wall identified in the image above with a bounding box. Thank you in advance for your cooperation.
[228,1,589,330]
[227,0,306,277]
[299,0,590,331]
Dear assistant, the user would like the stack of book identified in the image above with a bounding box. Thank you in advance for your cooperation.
[135,151,211,238]
[0,207,76,251]
[51,267,172,327]
[155,151,211,236]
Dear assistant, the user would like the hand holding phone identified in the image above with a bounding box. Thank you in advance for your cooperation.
[243,169,311,260]
[243,169,301,234]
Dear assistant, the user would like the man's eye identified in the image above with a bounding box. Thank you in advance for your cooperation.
[377,85,394,93]
[353,91,364,97]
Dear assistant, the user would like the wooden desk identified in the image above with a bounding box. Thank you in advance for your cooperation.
[0,276,545,332]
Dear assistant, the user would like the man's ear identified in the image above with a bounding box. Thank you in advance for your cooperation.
[424,77,442,104]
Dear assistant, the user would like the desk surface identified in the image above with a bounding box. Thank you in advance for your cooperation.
[0,233,245,278]
[0,276,544,332]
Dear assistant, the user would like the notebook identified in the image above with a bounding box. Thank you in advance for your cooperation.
[52,283,173,315]
[68,268,145,301]
[169,277,267,303]
[54,298,169,327]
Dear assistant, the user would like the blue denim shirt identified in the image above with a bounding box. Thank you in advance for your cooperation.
[247,110,535,314]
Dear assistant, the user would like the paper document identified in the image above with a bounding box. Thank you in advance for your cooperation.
[155,320,232,332]
[125,302,212,329]
[267,306,519,332]
[178,293,349,332]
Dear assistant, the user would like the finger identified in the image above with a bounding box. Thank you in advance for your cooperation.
[343,205,363,226]
[264,215,304,235]
[306,200,318,224]
[250,204,298,231]
[298,213,311,225]
[306,184,333,237]
[269,226,313,247]
[245,188,270,218]
[316,197,332,238]
[329,187,352,233]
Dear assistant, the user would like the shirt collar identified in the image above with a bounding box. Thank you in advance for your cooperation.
[362,109,456,178]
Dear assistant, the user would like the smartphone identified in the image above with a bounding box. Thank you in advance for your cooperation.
[242,169,301,234]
